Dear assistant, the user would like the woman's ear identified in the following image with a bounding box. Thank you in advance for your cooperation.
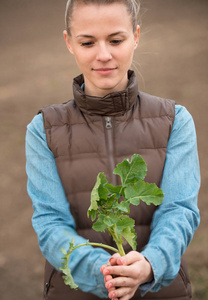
[63,30,74,55]
[134,25,140,49]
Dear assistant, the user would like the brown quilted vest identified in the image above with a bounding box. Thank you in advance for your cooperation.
[40,71,192,300]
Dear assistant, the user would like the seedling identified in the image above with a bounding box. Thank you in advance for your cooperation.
[60,154,164,289]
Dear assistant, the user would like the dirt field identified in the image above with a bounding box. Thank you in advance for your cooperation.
[0,0,207,299]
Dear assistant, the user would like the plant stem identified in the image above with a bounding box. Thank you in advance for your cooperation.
[117,242,125,257]
[72,242,119,254]
[108,226,125,256]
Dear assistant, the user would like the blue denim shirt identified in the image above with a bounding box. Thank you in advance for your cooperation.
[25,105,200,298]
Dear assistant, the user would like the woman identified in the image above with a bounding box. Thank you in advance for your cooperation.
[25,0,200,299]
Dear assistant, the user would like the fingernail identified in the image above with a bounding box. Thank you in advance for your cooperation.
[107,282,112,288]
[118,258,124,265]
[104,269,109,275]
[110,292,115,298]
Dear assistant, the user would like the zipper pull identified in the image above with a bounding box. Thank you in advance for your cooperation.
[105,117,112,129]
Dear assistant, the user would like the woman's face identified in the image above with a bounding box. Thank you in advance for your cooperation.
[64,3,140,97]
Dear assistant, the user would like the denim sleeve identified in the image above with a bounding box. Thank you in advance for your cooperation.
[25,113,110,298]
[140,105,200,294]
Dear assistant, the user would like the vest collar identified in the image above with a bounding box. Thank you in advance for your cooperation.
[73,70,138,116]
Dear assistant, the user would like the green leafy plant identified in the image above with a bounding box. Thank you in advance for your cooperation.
[60,154,164,289]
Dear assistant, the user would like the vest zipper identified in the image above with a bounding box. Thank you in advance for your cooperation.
[105,117,112,129]
[105,117,117,186]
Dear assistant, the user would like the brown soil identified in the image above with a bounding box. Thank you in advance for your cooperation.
[0,0,207,299]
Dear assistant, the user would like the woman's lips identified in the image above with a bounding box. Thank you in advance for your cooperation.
[93,68,117,75]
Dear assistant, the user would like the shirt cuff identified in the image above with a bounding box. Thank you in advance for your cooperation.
[138,254,156,296]
[141,247,166,293]
[92,252,111,298]
[139,280,155,296]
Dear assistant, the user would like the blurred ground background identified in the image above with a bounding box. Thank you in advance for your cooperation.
[0,0,207,299]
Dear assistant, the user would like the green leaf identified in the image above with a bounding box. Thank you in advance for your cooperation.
[99,194,116,211]
[60,248,67,256]
[103,214,120,227]
[106,194,116,207]
[88,173,108,220]
[116,215,135,234]
[113,154,147,186]
[98,173,109,200]
[113,201,130,213]
[121,227,137,251]
[88,209,97,221]
[115,216,137,251]
[106,184,123,198]
[60,267,79,290]
[92,214,109,232]
[59,239,79,290]
[125,180,164,206]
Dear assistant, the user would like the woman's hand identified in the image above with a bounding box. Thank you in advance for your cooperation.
[100,251,153,300]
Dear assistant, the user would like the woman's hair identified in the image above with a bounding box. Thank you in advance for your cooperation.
[65,0,140,35]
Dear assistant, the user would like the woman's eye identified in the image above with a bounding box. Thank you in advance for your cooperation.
[81,41,94,47]
[110,39,123,45]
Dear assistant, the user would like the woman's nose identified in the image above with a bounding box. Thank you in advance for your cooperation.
[96,43,112,61]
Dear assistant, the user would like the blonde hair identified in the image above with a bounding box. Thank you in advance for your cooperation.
[65,0,140,35]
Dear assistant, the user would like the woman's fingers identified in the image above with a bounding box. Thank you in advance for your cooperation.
[103,263,138,278]
[108,286,136,300]
[102,251,153,300]
[103,251,153,284]
[105,276,137,289]
[109,252,121,266]
[100,264,106,273]
[117,251,144,266]
[104,274,113,282]
[101,253,121,273]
